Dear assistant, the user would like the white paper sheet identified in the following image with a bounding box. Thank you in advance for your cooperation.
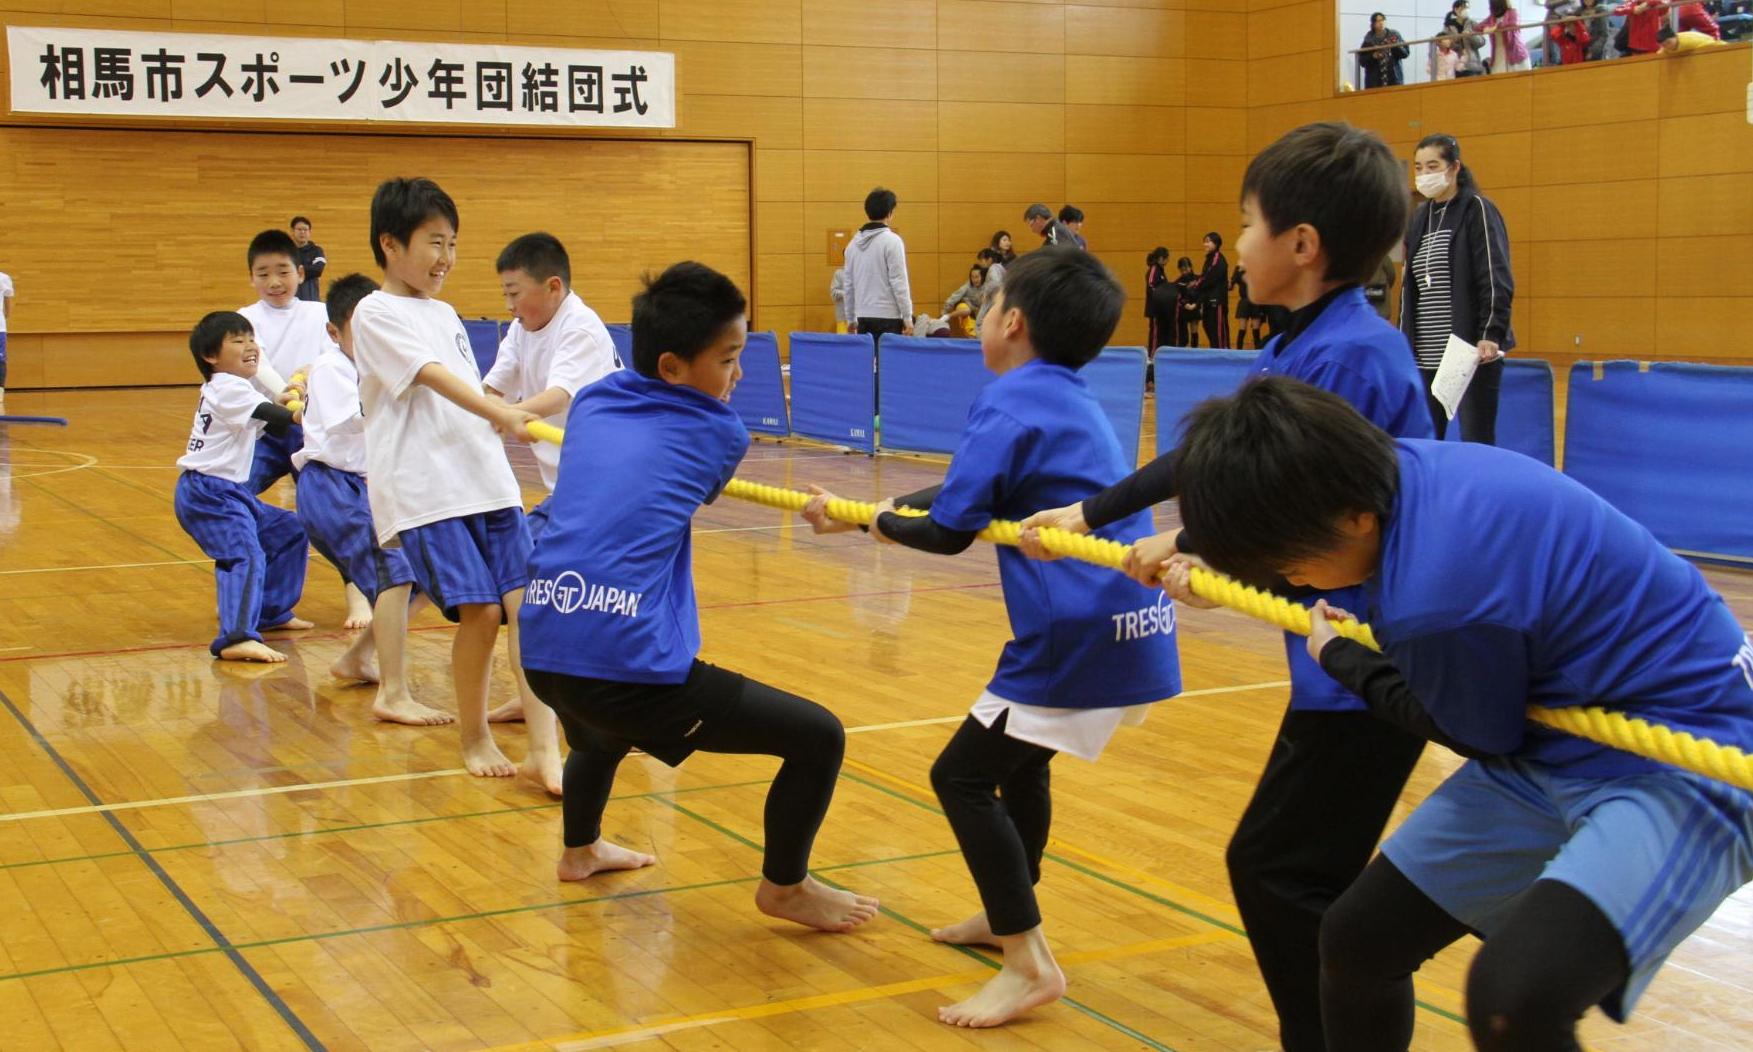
[1431,334,1480,420]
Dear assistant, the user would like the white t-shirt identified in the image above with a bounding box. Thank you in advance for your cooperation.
[238,299,331,383]
[0,271,13,334]
[291,345,366,474]
[176,373,267,483]
[970,691,1151,763]
[350,291,522,546]
[482,292,621,490]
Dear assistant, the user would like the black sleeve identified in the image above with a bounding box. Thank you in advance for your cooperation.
[1317,639,1500,759]
[893,484,943,511]
[876,510,978,555]
[252,401,296,437]
[1082,455,1175,530]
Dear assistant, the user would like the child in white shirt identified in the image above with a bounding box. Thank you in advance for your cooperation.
[174,312,311,662]
[350,177,563,791]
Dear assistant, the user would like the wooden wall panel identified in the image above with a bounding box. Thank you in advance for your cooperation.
[1066,104,1188,155]
[939,0,1065,54]
[803,47,939,101]
[803,0,939,50]
[1066,6,1185,58]
[1067,55,1187,106]
[939,51,1067,104]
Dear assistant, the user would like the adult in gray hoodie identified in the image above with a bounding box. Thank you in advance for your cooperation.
[844,187,913,338]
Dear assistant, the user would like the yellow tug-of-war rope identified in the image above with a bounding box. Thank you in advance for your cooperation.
[525,423,1753,793]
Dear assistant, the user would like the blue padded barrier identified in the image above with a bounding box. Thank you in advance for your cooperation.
[1083,347,1148,465]
[788,332,875,452]
[1152,349,1257,457]
[606,323,633,367]
[1564,361,1753,563]
[462,319,501,377]
[729,331,789,437]
[1443,358,1555,465]
[876,337,990,454]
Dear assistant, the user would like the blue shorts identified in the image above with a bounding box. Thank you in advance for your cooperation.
[398,507,532,622]
[525,497,552,541]
[1383,758,1753,1021]
[295,462,414,605]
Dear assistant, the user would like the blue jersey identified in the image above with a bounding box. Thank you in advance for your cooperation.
[520,370,750,684]
[1370,440,1753,778]
[1254,286,1434,712]
[931,359,1181,709]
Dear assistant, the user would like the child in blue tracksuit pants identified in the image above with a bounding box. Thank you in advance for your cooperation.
[174,311,309,662]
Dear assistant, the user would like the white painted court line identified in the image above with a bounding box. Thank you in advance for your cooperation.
[0,558,212,576]
[0,680,1292,823]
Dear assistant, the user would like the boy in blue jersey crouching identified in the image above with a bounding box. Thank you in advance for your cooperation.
[805,248,1183,1029]
[1169,375,1753,1052]
[519,262,880,934]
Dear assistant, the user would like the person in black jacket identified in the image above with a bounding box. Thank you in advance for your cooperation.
[1360,12,1412,88]
[1401,133,1516,444]
[1171,256,1201,348]
[1191,232,1231,349]
[290,216,327,302]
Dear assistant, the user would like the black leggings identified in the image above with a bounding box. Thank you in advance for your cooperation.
[1419,357,1503,444]
[929,712,1056,936]
[1320,856,1629,1051]
[526,665,846,886]
[1227,709,1425,1052]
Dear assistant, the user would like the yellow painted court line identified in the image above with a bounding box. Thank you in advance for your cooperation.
[497,929,1239,1051]
[0,767,468,823]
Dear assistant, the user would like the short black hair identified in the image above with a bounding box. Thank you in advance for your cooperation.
[1023,203,1052,222]
[630,261,747,378]
[864,187,897,221]
[990,247,1122,369]
[1204,231,1224,249]
[977,248,1002,263]
[1177,256,1194,270]
[189,310,254,380]
[1416,132,1479,193]
[248,228,302,271]
[496,232,572,287]
[369,177,460,268]
[1657,25,1677,41]
[1240,121,1409,286]
[325,273,380,329]
[290,215,311,229]
[1058,205,1084,224]
[1148,247,1169,266]
[1172,376,1399,586]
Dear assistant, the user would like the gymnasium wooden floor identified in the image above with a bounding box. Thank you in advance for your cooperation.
[1,386,1750,1051]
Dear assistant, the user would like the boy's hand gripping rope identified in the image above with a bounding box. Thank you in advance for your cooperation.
[525,423,1753,792]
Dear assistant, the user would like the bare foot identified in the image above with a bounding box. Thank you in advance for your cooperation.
[330,651,380,684]
[371,690,455,727]
[461,734,517,778]
[520,753,564,797]
[931,910,998,948]
[754,876,880,933]
[486,699,525,723]
[264,617,315,631]
[556,839,657,882]
[343,583,373,630]
[938,928,1066,1028]
[217,640,287,663]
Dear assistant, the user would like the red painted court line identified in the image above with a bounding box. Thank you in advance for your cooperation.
[0,582,1000,665]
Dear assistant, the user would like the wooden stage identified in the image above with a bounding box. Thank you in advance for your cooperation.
[0,387,1748,1051]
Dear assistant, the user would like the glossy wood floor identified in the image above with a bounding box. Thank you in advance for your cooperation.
[1,387,1750,1051]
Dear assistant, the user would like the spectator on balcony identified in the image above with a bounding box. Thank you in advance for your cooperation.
[1675,1,1724,34]
[1615,0,1670,54]
[1444,0,1491,75]
[1658,23,1729,47]
[1432,34,1464,79]
[1553,6,1594,63]
[1360,13,1411,87]
[1580,0,1614,58]
[1479,0,1534,71]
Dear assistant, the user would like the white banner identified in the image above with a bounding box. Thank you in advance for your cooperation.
[6,25,675,128]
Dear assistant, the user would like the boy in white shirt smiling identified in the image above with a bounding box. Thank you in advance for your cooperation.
[240,228,373,630]
[173,311,312,663]
[349,177,563,791]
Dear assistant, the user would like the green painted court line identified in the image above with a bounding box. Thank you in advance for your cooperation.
[661,793,1179,1051]
[0,779,773,874]
[0,847,960,985]
[834,768,1471,1030]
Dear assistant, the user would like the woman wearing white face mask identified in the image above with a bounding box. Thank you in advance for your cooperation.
[1401,133,1515,445]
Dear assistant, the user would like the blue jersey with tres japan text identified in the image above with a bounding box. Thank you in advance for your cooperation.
[1370,440,1753,777]
[1254,286,1434,712]
[931,358,1181,709]
[520,370,749,684]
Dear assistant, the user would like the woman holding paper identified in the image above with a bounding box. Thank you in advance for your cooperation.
[1401,133,1516,444]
